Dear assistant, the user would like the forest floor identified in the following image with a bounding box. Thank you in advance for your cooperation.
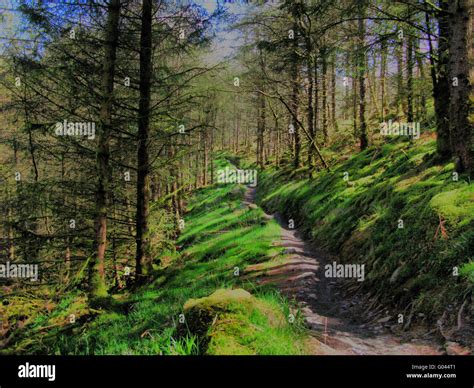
[2,147,471,355]
[243,137,473,355]
[243,185,445,355]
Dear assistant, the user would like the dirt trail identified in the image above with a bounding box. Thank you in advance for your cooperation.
[243,186,444,355]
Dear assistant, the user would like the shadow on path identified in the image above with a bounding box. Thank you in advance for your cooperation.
[243,186,443,355]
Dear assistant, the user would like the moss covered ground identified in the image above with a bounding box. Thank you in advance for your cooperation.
[1,156,307,355]
[254,138,473,326]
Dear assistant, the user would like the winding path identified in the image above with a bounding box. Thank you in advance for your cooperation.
[243,186,444,355]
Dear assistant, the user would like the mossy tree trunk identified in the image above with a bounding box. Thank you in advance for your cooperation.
[379,40,387,122]
[321,46,328,145]
[135,0,154,282]
[90,0,121,302]
[291,20,301,168]
[306,36,315,167]
[406,22,414,124]
[448,0,473,175]
[430,2,452,160]
[357,1,368,151]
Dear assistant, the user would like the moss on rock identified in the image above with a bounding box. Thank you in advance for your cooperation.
[180,288,301,355]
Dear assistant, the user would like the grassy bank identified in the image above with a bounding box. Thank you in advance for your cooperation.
[255,138,473,330]
[2,160,307,355]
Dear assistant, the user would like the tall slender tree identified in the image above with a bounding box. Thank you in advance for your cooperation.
[448,0,473,174]
[90,0,122,304]
[135,0,154,282]
[357,1,368,151]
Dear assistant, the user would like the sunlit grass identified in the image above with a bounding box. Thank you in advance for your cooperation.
[9,156,307,355]
[257,138,474,317]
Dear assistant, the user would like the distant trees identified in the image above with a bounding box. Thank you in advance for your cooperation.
[231,0,471,176]
[0,0,220,304]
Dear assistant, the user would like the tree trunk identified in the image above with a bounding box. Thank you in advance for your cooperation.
[291,32,300,168]
[307,39,315,167]
[406,27,414,123]
[357,3,368,150]
[330,51,338,133]
[380,40,387,121]
[7,206,14,261]
[432,2,452,159]
[415,37,427,122]
[448,0,473,174]
[321,47,328,145]
[202,127,208,186]
[135,0,154,282]
[90,0,121,302]
[396,43,404,119]
[257,91,265,168]
[313,56,319,141]
[344,52,350,120]
[352,69,358,138]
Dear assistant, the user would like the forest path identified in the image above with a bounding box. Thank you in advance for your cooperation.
[243,186,443,355]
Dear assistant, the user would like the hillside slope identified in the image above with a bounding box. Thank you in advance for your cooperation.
[1,161,308,355]
[255,138,473,348]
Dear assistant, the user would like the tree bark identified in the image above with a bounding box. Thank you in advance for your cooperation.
[415,37,427,122]
[380,40,387,121]
[431,1,452,159]
[406,26,414,123]
[135,0,154,282]
[396,42,404,119]
[306,39,315,167]
[330,51,338,133]
[90,0,121,301]
[357,2,368,150]
[291,21,300,168]
[313,56,319,141]
[448,0,473,174]
[321,47,328,145]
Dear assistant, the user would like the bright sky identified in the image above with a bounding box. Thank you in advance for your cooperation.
[193,0,252,65]
[0,0,252,61]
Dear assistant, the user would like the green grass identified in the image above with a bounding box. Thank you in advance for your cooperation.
[183,288,306,355]
[256,138,473,322]
[6,157,307,355]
